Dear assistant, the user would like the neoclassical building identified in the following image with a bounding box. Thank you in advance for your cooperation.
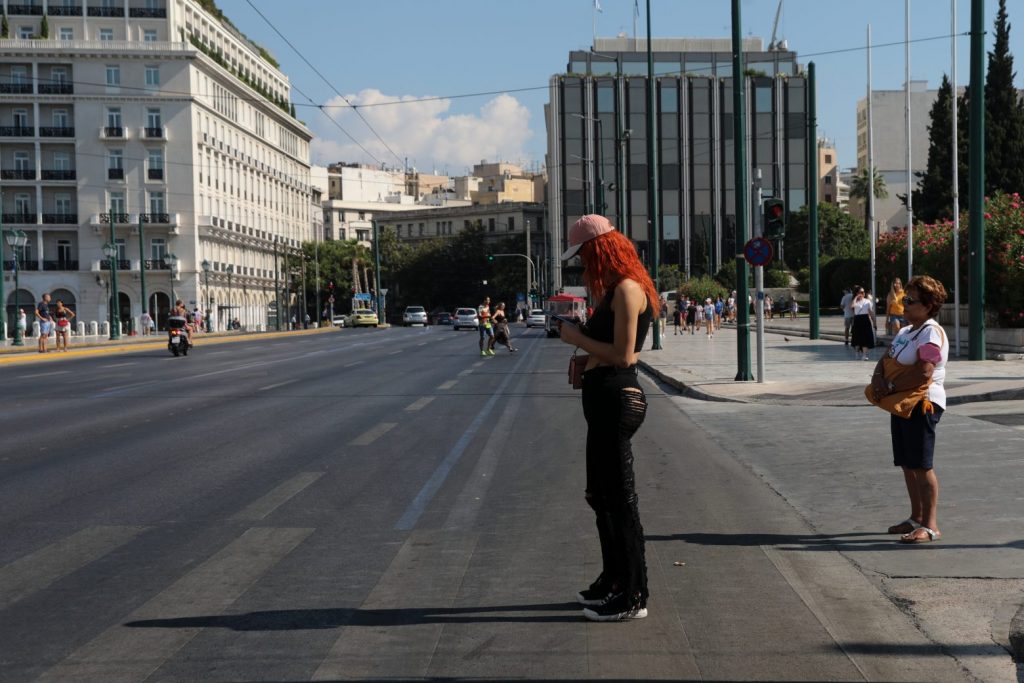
[1,0,313,336]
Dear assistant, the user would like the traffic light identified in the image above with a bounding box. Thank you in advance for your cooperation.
[487,254,494,262]
[763,198,786,240]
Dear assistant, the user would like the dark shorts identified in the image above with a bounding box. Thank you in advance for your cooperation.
[891,402,943,470]
[478,323,493,339]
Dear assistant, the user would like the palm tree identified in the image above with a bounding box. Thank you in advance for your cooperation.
[850,166,889,205]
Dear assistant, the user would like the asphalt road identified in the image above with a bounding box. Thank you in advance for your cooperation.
[0,326,970,681]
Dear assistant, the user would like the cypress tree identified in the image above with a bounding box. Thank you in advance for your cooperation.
[984,0,1024,195]
[914,75,955,222]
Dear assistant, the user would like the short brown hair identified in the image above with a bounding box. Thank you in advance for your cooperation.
[907,275,947,317]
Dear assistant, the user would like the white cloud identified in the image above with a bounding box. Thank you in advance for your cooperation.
[309,89,534,173]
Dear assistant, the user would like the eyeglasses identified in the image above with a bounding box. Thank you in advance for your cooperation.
[902,296,921,306]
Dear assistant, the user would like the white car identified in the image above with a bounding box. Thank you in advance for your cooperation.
[453,307,479,330]
[526,308,546,328]
[402,305,428,326]
[331,314,347,328]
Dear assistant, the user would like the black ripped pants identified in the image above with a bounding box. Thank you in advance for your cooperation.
[581,365,649,607]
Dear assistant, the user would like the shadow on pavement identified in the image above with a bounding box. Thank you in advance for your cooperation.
[125,602,584,631]
[647,532,1024,552]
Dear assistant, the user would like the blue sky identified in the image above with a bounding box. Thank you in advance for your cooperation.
[219,0,1021,174]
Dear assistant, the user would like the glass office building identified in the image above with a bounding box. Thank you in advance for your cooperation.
[545,37,808,290]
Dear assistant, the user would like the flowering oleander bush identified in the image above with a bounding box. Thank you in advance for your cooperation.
[876,191,1024,327]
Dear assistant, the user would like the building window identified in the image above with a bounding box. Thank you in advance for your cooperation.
[13,152,30,171]
[13,109,28,128]
[145,66,160,87]
[106,107,122,128]
[418,223,424,236]
[148,149,164,179]
[57,240,73,267]
[14,193,32,215]
[149,192,165,215]
[19,27,33,39]
[151,238,167,262]
[143,29,158,42]
[53,152,71,171]
[55,193,72,214]
[488,218,496,232]
[53,109,68,127]
[108,191,126,214]
[824,176,833,185]
[825,194,833,202]
[99,28,114,41]
[358,211,365,220]
[59,27,74,40]
[106,65,120,87]
[825,154,833,164]
[508,217,515,231]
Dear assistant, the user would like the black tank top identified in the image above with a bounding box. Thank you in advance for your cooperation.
[584,283,653,352]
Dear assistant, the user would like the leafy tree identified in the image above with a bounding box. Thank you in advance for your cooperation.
[913,75,956,222]
[40,15,48,39]
[985,0,1024,196]
[678,275,727,304]
[656,264,683,293]
[783,202,870,271]
[2,13,9,39]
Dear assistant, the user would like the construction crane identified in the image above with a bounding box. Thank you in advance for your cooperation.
[768,0,786,52]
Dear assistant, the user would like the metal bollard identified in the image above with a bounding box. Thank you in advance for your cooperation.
[88,320,98,336]
[100,321,110,337]
[76,321,85,337]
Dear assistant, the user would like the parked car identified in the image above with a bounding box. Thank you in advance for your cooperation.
[331,314,347,328]
[348,308,379,328]
[453,307,479,330]
[433,312,453,325]
[402,305,428,326]
[526,308,546,328]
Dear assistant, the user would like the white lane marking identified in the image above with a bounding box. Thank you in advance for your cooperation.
[232,472,324,521]
[437,380,457,390]
[17,370,72,379]
[350,422,397,446]
[0,526,148,610]
[417,342,427,346]
[100,362,137,369]
[257,378,299,392]
[457,369,473,376]
[37,527,312,683]
[473,361,484,367]
[344,361,363,367]
[388,350,402,355]
[405,397,434,412]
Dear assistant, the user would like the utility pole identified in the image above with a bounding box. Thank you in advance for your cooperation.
[951,0,962,356]
[867,25,877,334]
[968,0,985,359]
[372,219,383,324]
[645,0,662,350]
[731,0,752,378]
[274,237,281,331]
[905,0,914,281]
[138,212,148,330]
[808,63,820,340]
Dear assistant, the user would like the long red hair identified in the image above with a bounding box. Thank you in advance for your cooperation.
[579,230,660,315]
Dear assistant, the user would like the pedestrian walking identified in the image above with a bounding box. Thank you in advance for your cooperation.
[789,297,799,320]
[35,292,52,353]
[491,302,517,352]
[478,296,494,356]
[658,298,668,336]
[686,299,698,334]
[840,288,854,345]
[17,308,27,338]
[704,298,715,338]
[868,276,948,544]
[556,214,655,621]
[714,296,724,328]
[849,286,875,360]
[672,305,682,334]
[886,278,906,335]
[140,310,152,336]
[53,300,75,352]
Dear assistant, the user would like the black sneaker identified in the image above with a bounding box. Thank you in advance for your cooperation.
[582,592,648,621]
[576,575,612,606]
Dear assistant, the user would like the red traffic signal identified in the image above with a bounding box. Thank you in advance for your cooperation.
[763,198,786,239]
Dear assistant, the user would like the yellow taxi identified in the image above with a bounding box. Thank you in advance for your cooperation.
[348,308,379,328]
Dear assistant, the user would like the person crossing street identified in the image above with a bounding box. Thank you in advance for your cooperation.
[478,296,495,356]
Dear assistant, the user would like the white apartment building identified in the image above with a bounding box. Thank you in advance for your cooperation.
[0,0,313,337]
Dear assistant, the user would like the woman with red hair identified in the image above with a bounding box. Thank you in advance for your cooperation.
[557,214,659,621]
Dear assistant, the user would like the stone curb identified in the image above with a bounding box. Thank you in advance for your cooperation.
[1010,601,1024,663]
[636,360,744,403]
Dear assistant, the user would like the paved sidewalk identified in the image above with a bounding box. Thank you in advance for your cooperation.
[642,315,1024,406]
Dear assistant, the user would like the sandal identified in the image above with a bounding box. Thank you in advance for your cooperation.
[887,518,921,535]
[900,526,940,544]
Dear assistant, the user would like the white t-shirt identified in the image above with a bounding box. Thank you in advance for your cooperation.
[840,292,854,318]
[703,304,714,320]
[852,298,873,315]
[888,319,949,409]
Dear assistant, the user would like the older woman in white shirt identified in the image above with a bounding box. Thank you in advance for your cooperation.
[870,275,948,544]
[848,286,876,360]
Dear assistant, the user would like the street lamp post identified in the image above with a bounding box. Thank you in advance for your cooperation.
[273,237,281,331]
[5,229,28,346]
[138,212,148,332]
[226,264,234,328]
[201,259,212,332]
[0,203,6,343]
[102,240,120,340]
[163,252,178,305]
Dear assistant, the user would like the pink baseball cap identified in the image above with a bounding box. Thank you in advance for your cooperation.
[561,214,615,260]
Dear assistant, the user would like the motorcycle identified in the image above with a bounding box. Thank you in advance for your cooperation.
[167,316,191,356]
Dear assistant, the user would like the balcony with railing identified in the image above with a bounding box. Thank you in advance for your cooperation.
[48,4,83,16]
[147,168,164,181]
[108,168,125,180]
[103,126,125,138]
[129,4,166,17]
[1,213,37,224]
[42,169,76,180]
[144,259,170,270]
[7,4,44,16]
[99,259,131,270]
[40,126,75,137]
[0,82,33,94]
[143,127,165,139]
[98,213,131,224]
[0,126,35,137]
[87,5,124,17]
[38,83,73,94]
[140,212,170,224]
[44,260,79,271]
[42,213,78,224]
[0,169,35,180]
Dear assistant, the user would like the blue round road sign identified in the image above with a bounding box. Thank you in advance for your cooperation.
[743,237,774,267]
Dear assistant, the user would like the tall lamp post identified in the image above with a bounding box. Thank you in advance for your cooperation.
[201,259,212,332]
[102,241,120,340]
[273,237,281,331]
[163,252,178,305]
[5,229,28,346]
[226,264,234,328]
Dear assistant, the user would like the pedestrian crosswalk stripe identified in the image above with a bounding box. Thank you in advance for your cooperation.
[36,527,313,683]
[405,397,434,411]
[457,369,473,376]
[350,422,397,446]
[437,380,457,390]
[231,472,324,521]
[0,526,148,611]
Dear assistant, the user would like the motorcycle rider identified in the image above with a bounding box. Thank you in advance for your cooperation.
[170,299,193,347]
